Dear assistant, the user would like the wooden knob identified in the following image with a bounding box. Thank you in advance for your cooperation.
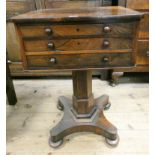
[49,58,56,64]
[103,40,110,47]
[47,42,55,49]
[104,26,111,33]
[102,57,109,62]
[45,28,52,35]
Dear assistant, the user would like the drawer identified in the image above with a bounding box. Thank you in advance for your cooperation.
[126,0,149,10]
[44,0,106,9]
[139,13,149,39]
[136,40,149,65]
[24,38,132,52]
[27,53,133,70]
[19,23,135,38]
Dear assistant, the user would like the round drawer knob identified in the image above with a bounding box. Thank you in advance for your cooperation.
[102,57,109,62]
[45,28,52,35]
[146,51,149,57]
[48,42,55,49]
[104,26,111,33]
[49,58,56,64]
[103,40,110,47]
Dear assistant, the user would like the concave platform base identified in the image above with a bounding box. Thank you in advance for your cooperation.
[49,95,119,148]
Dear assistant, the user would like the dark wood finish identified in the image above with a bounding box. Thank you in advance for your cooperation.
[11,6,142,71]
[6,0,36,63]
[6,0,37,76]
[11,7,142,147]
[6,60,17,105]
[27,52,133,70]
[10,7,143,23]
[139,13,149,39]
[50,93,118,146]
[72,71,94,114]
[50,94,118,146]
[112,65,149,72]
[6,0,114,77]
[50,70,119,147]
[136,40,149,65]
[19,23,135,38]
[9,63,102,77]
[24,38,133,52]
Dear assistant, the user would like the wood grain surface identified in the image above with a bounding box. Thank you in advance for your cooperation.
[27,52,133,70]
[19,23,135,38]
[10,6,143,23]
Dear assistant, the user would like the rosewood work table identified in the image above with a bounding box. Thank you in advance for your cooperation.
[11,6,143,148]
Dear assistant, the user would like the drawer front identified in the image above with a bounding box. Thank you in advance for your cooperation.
[44,0,109,9]
[27,53,133,70]
[139,13,149,39]
[136,40,149,65]
[126,0,149,10]
[24,38,132,52]
[19,23,135,38]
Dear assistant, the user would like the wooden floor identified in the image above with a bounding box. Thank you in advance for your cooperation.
[6,79,149,155]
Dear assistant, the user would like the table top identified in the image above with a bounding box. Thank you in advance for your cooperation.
[10,6,143,23]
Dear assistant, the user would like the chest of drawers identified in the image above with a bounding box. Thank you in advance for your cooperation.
[11,7,142,71]
[11,6,143,148]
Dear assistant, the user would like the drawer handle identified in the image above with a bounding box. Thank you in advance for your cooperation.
[47,42,55,49]
[146,51,149,57]
[102,57,109,62]
[49,58,56,64]
[45,28,52,35]
[103,40,110,47]
[103,26,111,33]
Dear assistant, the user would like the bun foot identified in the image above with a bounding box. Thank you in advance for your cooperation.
[105,135,119,147]
[104,102,111,110]
[49,138,63,148]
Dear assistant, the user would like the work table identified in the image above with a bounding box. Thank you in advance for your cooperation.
[11,6,143,148]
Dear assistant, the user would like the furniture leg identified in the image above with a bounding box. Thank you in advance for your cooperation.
[6,60,17,105]
[110,71,124,87]
[49,70,119,148]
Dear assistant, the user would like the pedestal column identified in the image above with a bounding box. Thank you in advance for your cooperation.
[72,70,94,114]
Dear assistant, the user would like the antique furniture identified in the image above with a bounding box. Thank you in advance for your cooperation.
[110,0,149,86]
[10,6,143,147]
[7,0,112,77]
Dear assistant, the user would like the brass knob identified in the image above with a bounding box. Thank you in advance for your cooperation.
[47,42,55,49]
[102,57,109,62]
[103,40,110,47]
[45,28,52,35]
[49,58,56,64]
[146,51,149,57]
[103,26,111,33]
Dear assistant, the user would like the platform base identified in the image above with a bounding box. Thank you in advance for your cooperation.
[49,95,119,148]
